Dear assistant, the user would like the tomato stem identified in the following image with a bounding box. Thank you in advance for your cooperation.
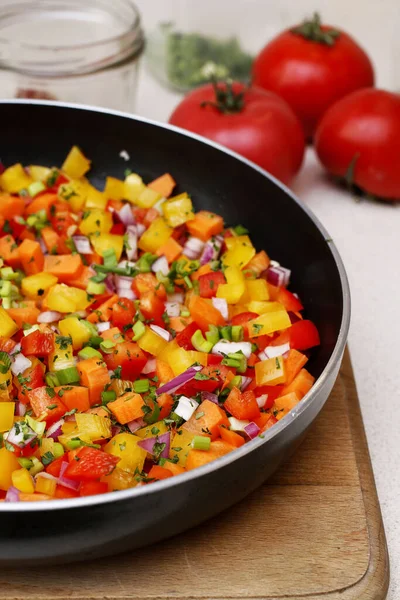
[200,79,246,114]
[291,13,340,46]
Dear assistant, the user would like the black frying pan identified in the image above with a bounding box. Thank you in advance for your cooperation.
[0,101,350,565]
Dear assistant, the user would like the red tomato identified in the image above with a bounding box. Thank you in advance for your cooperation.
[111,297,136,330]
[315,89,400,200]
[253,14,374,139]
[169,81,305,185]
[198,271,226,298]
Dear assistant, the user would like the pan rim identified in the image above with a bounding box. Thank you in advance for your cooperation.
[0,99,351,512]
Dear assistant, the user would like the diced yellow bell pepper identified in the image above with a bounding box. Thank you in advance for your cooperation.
[58,178,89,212]
[0,402,15,432]
[104,433,147,473]
[255,356,286,386]
[61,421,77,435]
[79,209,113,236]
[136,420,168,439]
[0,306,18,337]
[35,474,57,496]
[135,187,162,209]
[40,437,55,458]
[245,279,269,301]
[62,146,91,179]
[104,176,125,201]
[21,272,58,299]
[138,217,172,253]
[58,316,91,350]
[1,163,33,193]
[101,466,137,491]
[228,303,249,319]
[29,165,52,182]
[124,173,146,203]
[216,265,246,304]
[169,428,197,466]
[222,235,256,269]
[58,426,91,448]
[137,327,168,356]
[91,233,124,261]
[46,284,91,313]
[0,447,19,491]
[48,333,74,372]
[158,340,207,375]
[85,185,107,210]
[247,310,291,338]
[12,468,34,494]
[246,301,285,315]
[75,413,112,441]
[162,193,194,227]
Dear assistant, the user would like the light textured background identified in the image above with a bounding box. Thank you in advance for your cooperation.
[134,2,399,598]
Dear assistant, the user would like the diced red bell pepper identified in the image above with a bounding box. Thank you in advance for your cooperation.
[276,288,303,312]
[50,211,75,235]
[21,330,54,357]
[139,291,165,326]
[253,385,284,407]
[46,172,69,194]
[176,365,221,397]
[207,354,223,366]
[198,271,226,298]
[111,297,136,330]
[103,341,147,380]
[175,321,199,350]
[224,388,261,421]
[27,386,66,425]
[54,484,79,499]
[231,312,259,339]
[79,481,109,496]
[64,447,119,481]
[18,363,46,404]
[45,455,65,477]
[288,320,320,350]
[132,272,166,299]
[110,223,125,235]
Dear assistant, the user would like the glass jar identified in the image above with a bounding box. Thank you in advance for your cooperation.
[0,0,144,111]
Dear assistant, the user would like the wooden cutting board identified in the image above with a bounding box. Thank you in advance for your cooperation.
[2,348,389,600]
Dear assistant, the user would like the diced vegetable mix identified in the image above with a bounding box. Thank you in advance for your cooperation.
[0,146,320,502]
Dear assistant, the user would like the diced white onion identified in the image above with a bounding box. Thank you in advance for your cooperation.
[150,324,171,342]
[118,288,136,300]
[264,343,290,359]
[126,225,138,261]
[228,417,250,432]
[142,358,156,374]
[174,396,199,421]
[151,255,169,277]
[96,321,110,333]
[256,394,269,408]
[212,340,252,359]
[165,302,180,317]
[11,354,32,376]
[211,297,228,321]
[183,236,205,259]
[23,325,40,337]
[167,292,184,303]
[72,236,92,254]
[37,311,63,324]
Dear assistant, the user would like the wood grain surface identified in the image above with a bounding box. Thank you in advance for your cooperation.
[1,349,389,600]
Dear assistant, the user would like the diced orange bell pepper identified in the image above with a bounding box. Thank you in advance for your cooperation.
[0,235,21,268]
[186,210,224,241]
[185,440,235,470]
[18,239,44,275]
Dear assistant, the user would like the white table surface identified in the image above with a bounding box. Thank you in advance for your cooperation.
[135,66,399,599]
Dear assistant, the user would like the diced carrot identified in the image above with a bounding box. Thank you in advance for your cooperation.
[86,406,109,418]
[189,295,225,332]
[155,237,183,263]
[87,294,118,323]
[168,316,193,333]
[55,386,90,412]
[25,193,59,218]
[100,327,122,342]
[221,368,235,392]
[41,227,61,254]
[108,392,145,425]
[77,358,111,406]
[191,263,212,281]
[186,210,224,242]
[0,194,26,220]
[19,229,36,241]
[185,440,235,470]
[157,393,174,419]
[18,239,44,275]
[147,173,176,198]
[67,265,94,290]
[147,465,173,480]
[183,400,230,440]
[19,493,51,502]
[163,462,186,476]
[43,254,83,282]
[254,412,274,431]
[156,359,174,384]
[281,369,315,399]
[219,426,245,447]
[7,306,40,328]
[0,235,21,268]
[244,250,270,275]
[284,349,308,385]
[273,392,301,420]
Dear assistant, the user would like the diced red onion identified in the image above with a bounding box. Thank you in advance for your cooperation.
[264,343,290,359]
[201,391,219,404]
[165,301,180,317]
[156,365,202,396]
[244,422,261,439]
[64,414,76,423]
[116,203,135,226]
[266,266,291,288]
[151,255,169,277]
[256,394,268,408]
[39,237,48,255]
[183,236,205,260]
[118,288,136,300]
[111,425,122,437]
[211,297,228,321]
[46,419,64,440]
[36,472,57,482]
[72,235,92,254]
[6,423,36,448]
[142,358,156,374]
[150,324,171,342]
[126,225,138,260]
[11,353,32,376]
[114,275,134,290]
[240,376,252,391]
[127,418,145,434]
[59,462,80,491]
[167,292,184,303]
[37,311,63,324]
[96,321,110,333]
[137,431,171,458]
[104,273,116,294]
[136,223,146,237]
[199,235,223,265]
[5,486,20,502]
[15,401,26,417]
[212,340,252,359]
